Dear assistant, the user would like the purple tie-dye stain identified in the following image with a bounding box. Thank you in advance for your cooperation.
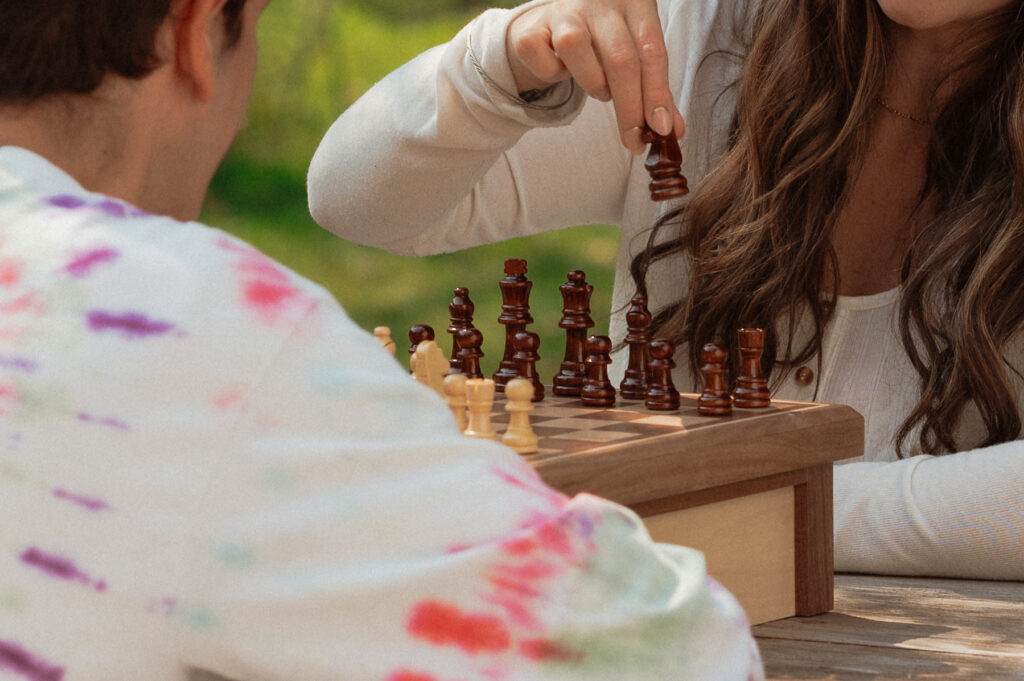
[46,195,86,210]
[64,248,119,277]
[46,195,148,218]
[76,412,130,431]
[0,639,65,681]
[53,488,112,512]
[20,547,107,592]
[0,354,38,373]
[86,310,176,339]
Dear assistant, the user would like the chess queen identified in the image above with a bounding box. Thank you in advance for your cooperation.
[311,0,1024,581]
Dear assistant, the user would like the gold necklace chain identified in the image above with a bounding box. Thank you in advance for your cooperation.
[877,98,930,125]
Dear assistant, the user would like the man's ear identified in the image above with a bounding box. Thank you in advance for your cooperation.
[163,0,230,102]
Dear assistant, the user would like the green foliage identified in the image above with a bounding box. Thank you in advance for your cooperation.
[205,0,620,380]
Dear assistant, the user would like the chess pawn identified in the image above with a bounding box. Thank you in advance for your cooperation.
[619,295,652,400]
[374,326,397,356]
[443,373,469,432]
[641,126,689,201]
[698,342,732,416]
[456,327,485,379]
[581,335,616,407]
[407,324,434,374]
[553,270,594,396]
[734,327,771,408]
[447,287,475,372]
[494,258,533,391]
[463,378,497,440]
[645,338,680,411]
[502,378,538,454]
[512,330,544,402]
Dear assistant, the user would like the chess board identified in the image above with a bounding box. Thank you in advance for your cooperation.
[489,390,864,625]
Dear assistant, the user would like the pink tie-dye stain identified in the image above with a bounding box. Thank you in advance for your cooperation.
[0,639,65,681]
[407,600,511,655]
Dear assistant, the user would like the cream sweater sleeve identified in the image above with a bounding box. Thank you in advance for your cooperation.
[307,1,634,256]
[833,447,1024,580]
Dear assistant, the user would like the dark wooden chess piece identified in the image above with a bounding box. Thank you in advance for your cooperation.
[512,330,544,402]
[645,338,680,411]
[734,327,771,408]
[553,270,594,396]
[641,126,688,202]
[456,327,485,379]
[407,324,435,375]
[581,335,616,407]
[447,287,475,373]
[619,295,652,400]
[698,342,732,416]
[494,258,533,391]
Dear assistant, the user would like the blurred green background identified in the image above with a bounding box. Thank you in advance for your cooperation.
[201,0,620,380]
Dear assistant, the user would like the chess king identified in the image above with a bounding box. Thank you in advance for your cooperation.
[0,1,763,679]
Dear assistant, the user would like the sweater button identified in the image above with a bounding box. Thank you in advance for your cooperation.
[794,366,814,386]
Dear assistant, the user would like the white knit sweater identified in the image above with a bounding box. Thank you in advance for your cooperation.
[308,0,1024,579]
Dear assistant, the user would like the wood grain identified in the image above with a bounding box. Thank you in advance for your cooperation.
[756,575,1024,680]
[645,486,797,625]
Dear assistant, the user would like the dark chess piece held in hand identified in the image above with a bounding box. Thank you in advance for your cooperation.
[641,125,688,202]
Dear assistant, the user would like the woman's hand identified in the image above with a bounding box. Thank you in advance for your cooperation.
[506,0,684,154]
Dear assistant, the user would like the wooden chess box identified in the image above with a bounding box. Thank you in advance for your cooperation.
[490,390,865,625]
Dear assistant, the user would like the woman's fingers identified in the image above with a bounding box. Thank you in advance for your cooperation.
[505,0,684,152]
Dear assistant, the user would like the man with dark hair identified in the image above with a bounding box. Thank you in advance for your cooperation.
[0,1,762,679]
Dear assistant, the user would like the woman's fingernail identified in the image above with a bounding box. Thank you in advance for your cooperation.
[650,106,673,136]
[624,126,645,154]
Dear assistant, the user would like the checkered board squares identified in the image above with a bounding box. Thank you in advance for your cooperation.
[490,393,803,457]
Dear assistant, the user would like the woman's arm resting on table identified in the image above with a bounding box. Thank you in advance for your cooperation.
[834,444,1024,580]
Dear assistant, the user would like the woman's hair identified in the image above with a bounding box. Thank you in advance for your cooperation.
[632,0,1024,456]
[0,0,248,103]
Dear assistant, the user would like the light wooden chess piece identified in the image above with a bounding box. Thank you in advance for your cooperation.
[502,377,538,454]
[463,378,497,440]
[413,339,449,398]
[373,326,397,356]
[443,372,468,432]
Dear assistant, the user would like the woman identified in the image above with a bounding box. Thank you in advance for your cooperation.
[308,0,1024,580]
[0,0,763,679]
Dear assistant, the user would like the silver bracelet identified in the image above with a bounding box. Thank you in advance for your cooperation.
[466,29,576,111]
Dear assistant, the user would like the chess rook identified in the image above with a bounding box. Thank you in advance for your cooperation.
[698,342,732,416]
[645,338,680,411]
[493,259,534,391]
[553,270,595,396]
[456,327,485,379]
[641,126,689,202]
[734,327,771,408]
[447,287,475,373]
[512,330,544,402]
[463,378,497,440]
[581,335,616,407]
[619,295,652,400]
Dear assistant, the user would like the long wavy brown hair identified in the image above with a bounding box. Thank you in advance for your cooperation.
[631,0,1024,456]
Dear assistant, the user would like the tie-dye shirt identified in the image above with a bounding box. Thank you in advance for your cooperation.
[0,146,762,681]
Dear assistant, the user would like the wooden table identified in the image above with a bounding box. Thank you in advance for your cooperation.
[754,574,1024,680]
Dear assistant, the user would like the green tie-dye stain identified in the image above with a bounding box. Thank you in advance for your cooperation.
[0,587,28,612]
[184,608,220,630]
[0,461,27,484]
[263,468,296,491]
[216,544,255,568]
